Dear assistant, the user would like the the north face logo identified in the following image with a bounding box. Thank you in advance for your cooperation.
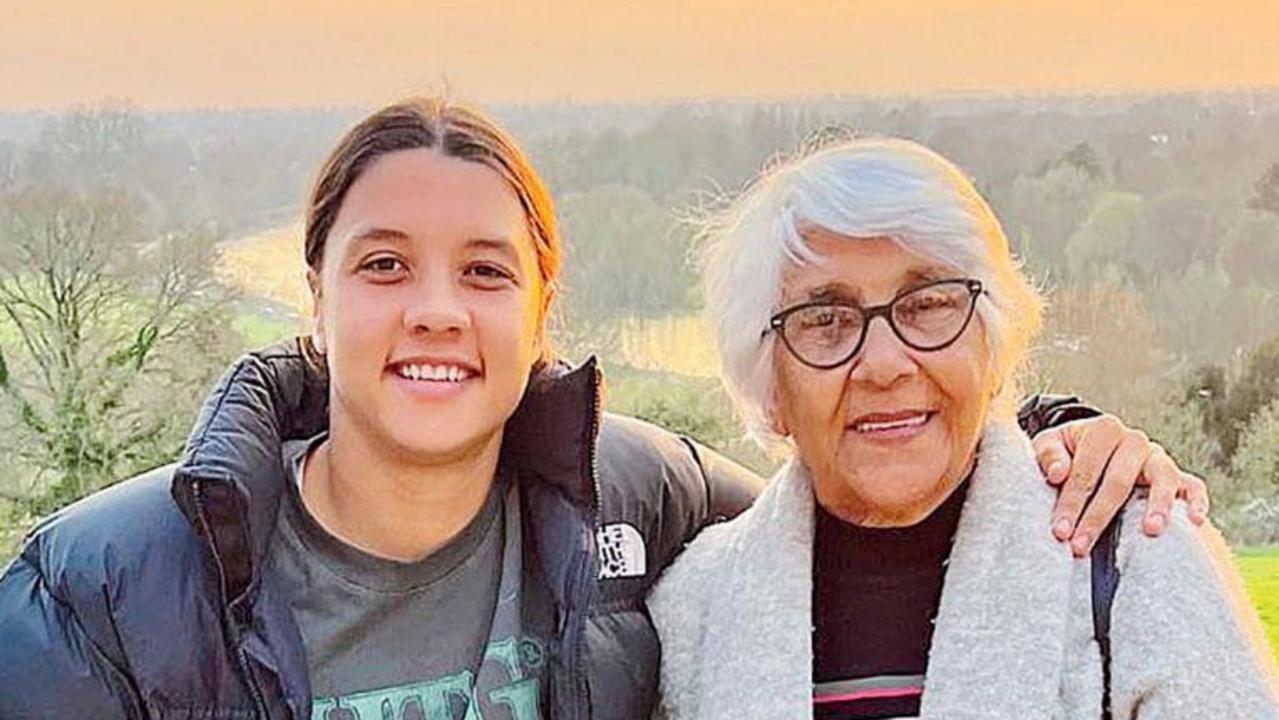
[596,523,647,579]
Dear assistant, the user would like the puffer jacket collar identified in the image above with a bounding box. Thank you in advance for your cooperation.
[169,338,602,620]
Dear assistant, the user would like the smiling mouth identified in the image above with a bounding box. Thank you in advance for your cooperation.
[850,411,934,434]
[392,362,478,383]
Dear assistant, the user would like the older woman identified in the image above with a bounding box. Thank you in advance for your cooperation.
[648,138,1279,719]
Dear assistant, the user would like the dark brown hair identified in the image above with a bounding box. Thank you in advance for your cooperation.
[304,96,561,360]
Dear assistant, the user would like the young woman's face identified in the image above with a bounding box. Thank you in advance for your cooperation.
[311,148,546,464]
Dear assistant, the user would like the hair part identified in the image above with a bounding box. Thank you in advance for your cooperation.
[304,96,561,363]
[700,136,1044,452]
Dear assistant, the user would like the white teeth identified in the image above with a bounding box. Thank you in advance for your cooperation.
[854,413,930,432]
[396,363,472,382]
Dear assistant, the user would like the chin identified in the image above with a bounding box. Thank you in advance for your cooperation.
[390,433,489,464]
[382,415,496,460]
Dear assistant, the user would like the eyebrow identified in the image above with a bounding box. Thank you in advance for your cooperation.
[342,227,520,262]
[903,266,953,285]
[800,266,958,304]
[344,226,411,248]
[804,283,859,303]
[465,237,521,264]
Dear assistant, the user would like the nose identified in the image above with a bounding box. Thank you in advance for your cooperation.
[403,273,470,336]
[847,315,917,388]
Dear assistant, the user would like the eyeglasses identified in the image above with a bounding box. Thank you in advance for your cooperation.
[768,278,984,369]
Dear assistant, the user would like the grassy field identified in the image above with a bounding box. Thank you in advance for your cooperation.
[1238,545,1279,660]
[217,222,310,312]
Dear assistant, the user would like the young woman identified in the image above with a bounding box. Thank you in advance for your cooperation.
[0,98,1207,720]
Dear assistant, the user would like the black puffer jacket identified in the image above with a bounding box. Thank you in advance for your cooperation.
[0,342,759,719]
[0,341,1089,719]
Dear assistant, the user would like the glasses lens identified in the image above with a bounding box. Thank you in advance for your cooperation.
[782,304,864,367]
[892,282,975,349]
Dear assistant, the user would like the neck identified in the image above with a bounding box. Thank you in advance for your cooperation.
[301,418,502,562]
[817,451,978,529]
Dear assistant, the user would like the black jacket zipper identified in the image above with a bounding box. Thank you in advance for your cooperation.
[192,478,272,719]
[565,364,605,720]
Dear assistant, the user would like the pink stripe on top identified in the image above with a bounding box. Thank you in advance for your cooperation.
[813,685,924,705]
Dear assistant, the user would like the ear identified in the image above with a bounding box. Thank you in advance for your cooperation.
[307,268,327,355]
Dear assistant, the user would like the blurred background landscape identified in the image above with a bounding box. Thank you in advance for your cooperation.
[0,0,1275,656]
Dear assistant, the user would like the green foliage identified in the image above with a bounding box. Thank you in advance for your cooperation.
[1208,397,1279,546]
[0,182,238,521]
[558,183,699,322]
[1038,142,1106,180]
[1036,276,1169,419]
[1148,261,1235,364]
[231,309,297,349]
[1138,380,1223,479]
[106,325,159,370]
[1064,191,1147,281]
[1004,163,1107,273]
[1220,336,1279,460]
[604,366,737,446]
[603,364,776,477]
[1249,161,1279,216]
[1221,211,1279,288]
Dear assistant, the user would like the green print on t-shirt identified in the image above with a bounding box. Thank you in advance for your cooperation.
[312,635,546,720]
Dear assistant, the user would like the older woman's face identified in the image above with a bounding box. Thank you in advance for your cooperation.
[772,231,993,526]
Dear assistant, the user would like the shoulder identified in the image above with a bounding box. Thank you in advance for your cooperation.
[1113,497,1226,598]
[592,413,715,582]
[649,517,738,604]
[12,463,206,618]
[596,412,762,513]
[596,413,701,515]
[1109,497,1279,705]
[0,464,210,694]
[645,515,737,662]
[594,413,762,574]
[1111,497,1239,625]
[596,412,720,482]
[648,464,783,615]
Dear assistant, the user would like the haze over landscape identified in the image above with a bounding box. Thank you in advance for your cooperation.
[2,0,1279,109]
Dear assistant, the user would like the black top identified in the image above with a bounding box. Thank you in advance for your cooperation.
[812,479,970,720]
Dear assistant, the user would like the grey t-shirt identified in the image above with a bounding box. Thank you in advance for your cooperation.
[268,435,552,720]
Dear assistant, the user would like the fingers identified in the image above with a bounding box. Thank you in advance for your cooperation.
[1070,429,1151,556]
[1032,427,1073,486]
[1138,446,1179,536]
[1179,471,1210,525]
[1051,415,1126,543]
[1136,443,1210,526]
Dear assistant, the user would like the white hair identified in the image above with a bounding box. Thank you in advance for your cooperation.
[700,137,1044,451]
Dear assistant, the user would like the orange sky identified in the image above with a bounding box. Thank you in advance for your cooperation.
[2,0,1277,109]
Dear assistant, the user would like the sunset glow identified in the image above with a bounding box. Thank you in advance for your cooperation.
[2,0,1278,109]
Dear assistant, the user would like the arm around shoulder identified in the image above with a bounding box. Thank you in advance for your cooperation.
[1109,502,1279,718]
